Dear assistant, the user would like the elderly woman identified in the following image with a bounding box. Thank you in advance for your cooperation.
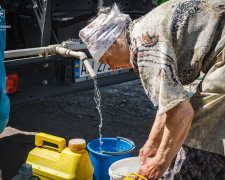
[80,0,225,179]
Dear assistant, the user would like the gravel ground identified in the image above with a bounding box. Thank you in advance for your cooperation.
[0,78,200,179]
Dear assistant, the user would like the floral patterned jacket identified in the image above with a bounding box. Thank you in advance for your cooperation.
[126,0,225,115]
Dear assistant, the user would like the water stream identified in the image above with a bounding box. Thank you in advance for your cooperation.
[93,78,103,153]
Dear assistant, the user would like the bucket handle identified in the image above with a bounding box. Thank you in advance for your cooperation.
[102,137,135,155]
[123,173,147,180]
[35,133,66,153]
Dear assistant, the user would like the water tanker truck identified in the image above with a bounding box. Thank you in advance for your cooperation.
[1,0,154,105]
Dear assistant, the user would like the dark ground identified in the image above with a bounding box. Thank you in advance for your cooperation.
[0,77,199,179]
[0,79,158,179]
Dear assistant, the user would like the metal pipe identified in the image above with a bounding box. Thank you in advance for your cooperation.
[68,51,87,62]
[5,43,97,79]
[4,43,87,59]
[82,59,97,78]
[4,47,52,59]
[55,47,97,78]
[67,44,87,51]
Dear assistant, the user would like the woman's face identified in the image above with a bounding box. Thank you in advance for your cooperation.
[99,32,132,71]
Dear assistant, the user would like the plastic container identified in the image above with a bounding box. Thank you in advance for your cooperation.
[87,137,135,180]
[26,133,94,180]
[11,163,39,180]
[109,157,150,180]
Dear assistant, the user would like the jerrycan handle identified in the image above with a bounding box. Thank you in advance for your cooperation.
[123,173,147,180]
[35,133,66,153]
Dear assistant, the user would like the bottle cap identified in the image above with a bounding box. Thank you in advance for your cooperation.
[19,163,33,175]
[69,139,86,151]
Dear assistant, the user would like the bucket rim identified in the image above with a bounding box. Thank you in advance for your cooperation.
[87,137,135,156]
[108,157,151,178]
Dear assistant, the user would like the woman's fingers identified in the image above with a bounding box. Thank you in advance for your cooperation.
[141,154,148,165]
[139,148,144,157]
[135,169,141,180]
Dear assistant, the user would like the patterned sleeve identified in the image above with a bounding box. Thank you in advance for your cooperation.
[136,32,188,115]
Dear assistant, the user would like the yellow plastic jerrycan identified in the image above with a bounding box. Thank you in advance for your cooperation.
[26,133,94,180]
[123,173,147,180]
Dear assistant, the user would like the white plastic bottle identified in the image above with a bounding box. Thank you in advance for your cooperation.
[11,163,37,180]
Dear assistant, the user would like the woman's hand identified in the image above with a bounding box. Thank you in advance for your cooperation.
[137,100,194,180]
[139,140,159,164]
[136,100,194,180]
[139,111,166,165]
[135,158,165,180]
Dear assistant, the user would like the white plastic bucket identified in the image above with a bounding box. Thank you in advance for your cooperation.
[108,157,150,180]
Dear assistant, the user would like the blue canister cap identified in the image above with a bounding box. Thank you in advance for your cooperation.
[19,163,33,175]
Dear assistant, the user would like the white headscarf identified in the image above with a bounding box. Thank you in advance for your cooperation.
[79,4,131,62]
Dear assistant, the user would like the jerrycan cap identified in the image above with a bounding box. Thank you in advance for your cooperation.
[19,163,33,175]
[69,139,86,151]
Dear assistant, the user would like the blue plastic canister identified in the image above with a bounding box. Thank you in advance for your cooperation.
[87,137,135,180]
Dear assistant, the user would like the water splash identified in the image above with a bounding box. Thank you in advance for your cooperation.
[93,78,103,153]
